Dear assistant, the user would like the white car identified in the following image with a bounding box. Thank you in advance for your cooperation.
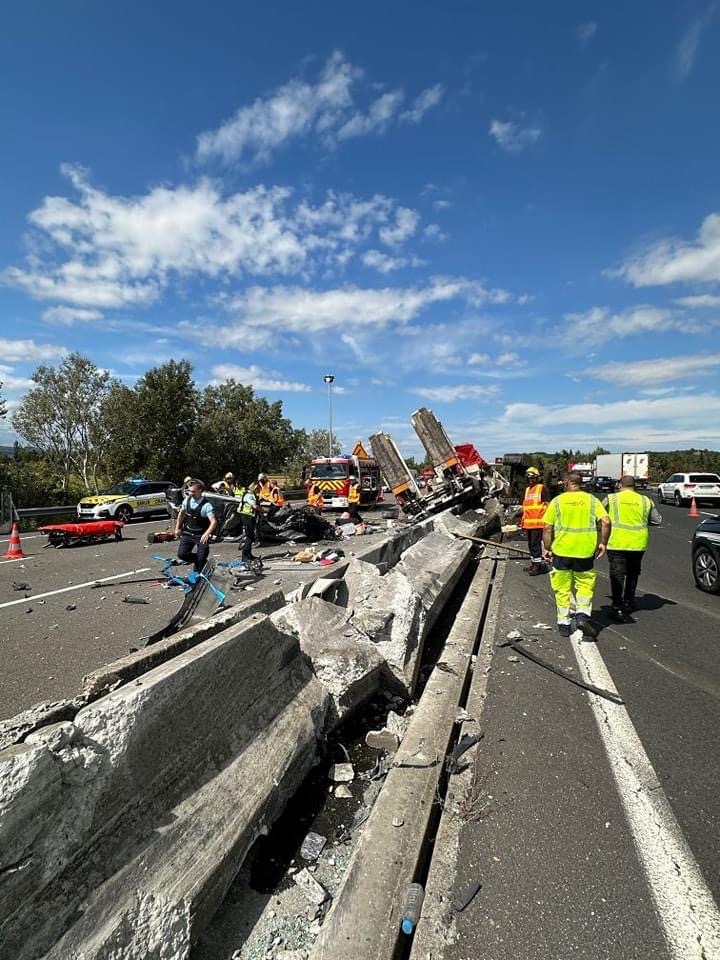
[77,479,177,523]
[657,472,720,507]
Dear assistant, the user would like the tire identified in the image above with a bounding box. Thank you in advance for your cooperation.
[693,545,720,594]
[674,491,683,507]
[116,504,133,524]
[657,488,665,504]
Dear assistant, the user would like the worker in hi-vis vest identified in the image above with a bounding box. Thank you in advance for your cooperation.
[521,466,551,575]
[542,471,611,639]
[603,475,662,622]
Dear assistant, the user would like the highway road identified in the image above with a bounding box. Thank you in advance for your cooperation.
[442,494,720,960]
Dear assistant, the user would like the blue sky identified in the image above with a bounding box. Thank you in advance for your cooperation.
[1,1,720,460]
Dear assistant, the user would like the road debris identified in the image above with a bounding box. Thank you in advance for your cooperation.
[334,785,353,799]
[329,762,354,783]
[293,868,330,906]
[453,878,482,912]
[365,729,400,753]
[300,832,327,862]
[122,596,149,604]
[65,603,76,611]
[446,732,483,774]
[12,582,30,591]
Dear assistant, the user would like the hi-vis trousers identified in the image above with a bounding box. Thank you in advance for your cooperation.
[549,554,596,625]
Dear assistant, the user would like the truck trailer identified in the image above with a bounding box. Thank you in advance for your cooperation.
[594,452,649,488]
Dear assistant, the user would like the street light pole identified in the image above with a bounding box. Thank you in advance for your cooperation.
[323,374,335,457]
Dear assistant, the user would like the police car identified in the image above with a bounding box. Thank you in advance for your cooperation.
[77,479,177,523]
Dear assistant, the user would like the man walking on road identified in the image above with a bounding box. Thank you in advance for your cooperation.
[238,482,261,566]
[603,475,662,621]
[542,471,611,639]
[174,480,218,572]
[521,466,551,575]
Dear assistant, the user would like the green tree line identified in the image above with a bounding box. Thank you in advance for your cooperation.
[0,354,339,508]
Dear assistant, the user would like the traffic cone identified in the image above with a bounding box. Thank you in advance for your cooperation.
[689,497,700,519]
[3,522,27,559]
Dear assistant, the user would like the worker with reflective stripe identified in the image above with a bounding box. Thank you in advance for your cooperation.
[307,481,324,512]
[603,475,662,621]
[542,471,611,639]
[521,466,551,575]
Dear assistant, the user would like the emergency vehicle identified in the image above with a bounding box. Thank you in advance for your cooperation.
[305,442,381,509]
[77,478,176,523]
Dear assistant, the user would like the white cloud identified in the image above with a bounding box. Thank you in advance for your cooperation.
[0,338,68,362]
[674,294,720,308]
[468,352,491,365]
[413,383,500,403]
[423,224,448,242]
[674,6,716,83]
[432,199,452,211]
[0,372,34,390]
[502,392,720,428]
[338,90,404,139]
[578,21,598,46]
[562,305,690,345]
[362,249,425,273]
[400,84,445,124]
[42,306,104,325]
[496,351,525,366]
[587,353,720,386]
[379,207,419,247]
[2,167,425,309]
[209,363,311,393]
[489,118,542,153]
[195,52,444,165]
[615,212,720,286]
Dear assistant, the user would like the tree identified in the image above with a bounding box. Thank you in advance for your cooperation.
[192,380,297,484]
[12,353,112,492]
[102,360,198,481]
[285,428,342,483]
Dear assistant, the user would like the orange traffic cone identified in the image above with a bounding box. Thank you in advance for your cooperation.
[689,497,700,518]
[3,522,27,559]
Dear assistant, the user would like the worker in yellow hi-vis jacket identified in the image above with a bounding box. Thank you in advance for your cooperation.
[542,471,611,640]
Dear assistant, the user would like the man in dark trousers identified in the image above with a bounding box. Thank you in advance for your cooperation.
[521,466,551,575]
[174,479,218,572]
[238,482,261,565]
[603,475,662,620]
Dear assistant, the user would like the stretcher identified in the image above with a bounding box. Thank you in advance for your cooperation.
[38,520,125,548]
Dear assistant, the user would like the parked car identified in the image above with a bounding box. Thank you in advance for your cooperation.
[692,516,720,594]
[657,472,720,507]
[77,479,177,523]
[586,475,617,493]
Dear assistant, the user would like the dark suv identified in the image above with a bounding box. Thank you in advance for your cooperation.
[692,516,720,594]
[586,476,617,493]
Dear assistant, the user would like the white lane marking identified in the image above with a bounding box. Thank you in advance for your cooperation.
[0,533,45,544]
[0,568,152,610]
[0,556,26,565]
[572,635,720,959]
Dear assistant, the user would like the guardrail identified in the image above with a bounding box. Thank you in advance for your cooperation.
[16,504,76,518]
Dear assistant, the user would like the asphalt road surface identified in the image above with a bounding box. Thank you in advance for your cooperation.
[444,494,720,960]
[0,511,393,721]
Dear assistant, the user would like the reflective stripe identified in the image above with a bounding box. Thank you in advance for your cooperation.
[607,491,651,551]
[548,492,600,558]
[522,483,547,529]
[554,496,597,533]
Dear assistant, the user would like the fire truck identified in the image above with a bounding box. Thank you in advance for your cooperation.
[305,441,382,509]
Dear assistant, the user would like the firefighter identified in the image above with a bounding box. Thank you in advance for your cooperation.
[270,480,285,507]
[603,475,662,621]
[307,481,324,512]
[521,466,551,575]
[542,471,611,639]
[174,479,218,572]
[212,472,239,496]
[257,473,273,503]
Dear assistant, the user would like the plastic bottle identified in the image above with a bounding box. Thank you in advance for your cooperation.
[401,882,425,935]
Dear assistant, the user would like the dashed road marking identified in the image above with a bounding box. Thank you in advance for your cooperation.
[572,635,720,959]
[0,568,152,611]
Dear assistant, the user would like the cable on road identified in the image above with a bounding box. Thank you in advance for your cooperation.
[497,636,625,705]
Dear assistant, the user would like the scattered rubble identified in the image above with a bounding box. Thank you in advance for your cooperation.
[329,763,354,783]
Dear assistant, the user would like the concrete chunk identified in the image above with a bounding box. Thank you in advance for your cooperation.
[0,741,61,870]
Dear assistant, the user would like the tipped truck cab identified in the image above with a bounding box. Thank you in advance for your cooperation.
[77,479,176,523]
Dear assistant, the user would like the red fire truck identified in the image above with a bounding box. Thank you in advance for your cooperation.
[305,442,382,509]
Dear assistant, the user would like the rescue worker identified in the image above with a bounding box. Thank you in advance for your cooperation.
[174,479,218,572]
[521,466,551,575]
[347,476,362,521]
[238,482,261,565]
[257,473,273,503]
[212,472,239,496]
[603,475,662,621]
[270,480,285,507]
[307,481,324,512]
[542,471,611,639]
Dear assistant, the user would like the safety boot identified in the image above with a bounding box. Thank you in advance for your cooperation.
[575,614,598,640]
[558,623,571,637]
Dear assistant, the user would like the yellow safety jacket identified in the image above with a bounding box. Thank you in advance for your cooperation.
[521,483,547,529]
[543,491,608,558]
[348,484,361,505]
[606,490,651,551]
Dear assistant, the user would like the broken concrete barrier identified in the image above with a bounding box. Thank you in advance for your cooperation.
[0,615,329,960]
[272,597,385,729]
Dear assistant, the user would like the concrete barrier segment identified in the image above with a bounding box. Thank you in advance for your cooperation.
[309,559,495,960]
[0,615,329,960]
[271,597,385,730]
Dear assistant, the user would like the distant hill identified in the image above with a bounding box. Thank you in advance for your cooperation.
[0,445,15,458]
